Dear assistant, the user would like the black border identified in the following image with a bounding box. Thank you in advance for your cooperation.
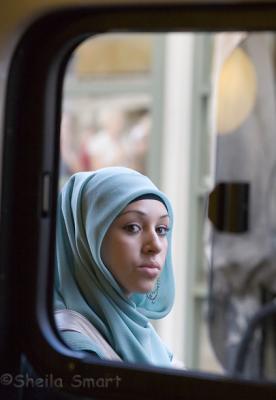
[2,3,276,399]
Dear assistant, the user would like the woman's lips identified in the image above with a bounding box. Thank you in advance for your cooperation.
[138,264,160,278]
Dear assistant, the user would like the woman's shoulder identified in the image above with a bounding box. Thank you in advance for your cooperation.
[55,309,122,361]
[59,330,102,357]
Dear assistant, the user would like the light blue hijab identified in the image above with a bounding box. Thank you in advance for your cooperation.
[55,167,175,365]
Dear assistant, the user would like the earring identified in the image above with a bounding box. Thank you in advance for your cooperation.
[146,279,160,303]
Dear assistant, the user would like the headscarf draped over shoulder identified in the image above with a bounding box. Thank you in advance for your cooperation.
[55,167,175,365]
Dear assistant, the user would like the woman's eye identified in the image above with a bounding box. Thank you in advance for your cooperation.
[156,226,169,236]
[124,224,141,234]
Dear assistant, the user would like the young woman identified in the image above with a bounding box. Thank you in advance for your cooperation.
[54,166,176,366]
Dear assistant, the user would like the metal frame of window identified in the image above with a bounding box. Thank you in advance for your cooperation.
[2,3,276,399]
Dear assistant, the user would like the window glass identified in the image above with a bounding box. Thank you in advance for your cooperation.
[58,31,276,381]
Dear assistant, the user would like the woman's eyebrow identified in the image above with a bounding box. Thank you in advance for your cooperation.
[118,210,169,219]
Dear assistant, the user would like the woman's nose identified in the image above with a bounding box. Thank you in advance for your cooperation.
[143,231,162,254]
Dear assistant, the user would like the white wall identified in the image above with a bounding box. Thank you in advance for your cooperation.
[157,33,195,364]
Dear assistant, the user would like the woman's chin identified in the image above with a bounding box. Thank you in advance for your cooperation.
[133,281,157,294]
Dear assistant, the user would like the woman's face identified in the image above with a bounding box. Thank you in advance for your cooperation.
[101,199,170,296]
